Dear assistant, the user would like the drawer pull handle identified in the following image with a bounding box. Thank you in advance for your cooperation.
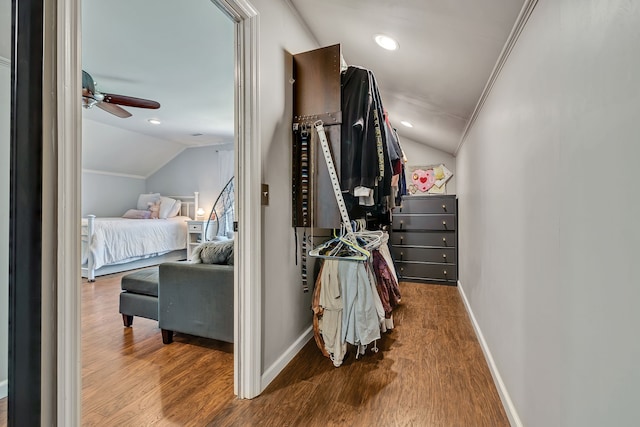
[442,220,447,226]
[400,236,404,244]
[400,252,404,260]
[400,220,404,229]
[442,254,447,259]
[442,204,446,210]
[442,237,446,242]
[443,270,447,275]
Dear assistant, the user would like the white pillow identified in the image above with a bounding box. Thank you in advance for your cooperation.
[159,196,179,219]
[137,193,160,210]
[169,200,182,217]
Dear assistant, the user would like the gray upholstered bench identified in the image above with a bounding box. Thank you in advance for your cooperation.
[119,267,159,327]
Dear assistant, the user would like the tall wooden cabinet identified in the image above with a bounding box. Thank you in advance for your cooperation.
[291,44,342,229]
[390,195,458,285]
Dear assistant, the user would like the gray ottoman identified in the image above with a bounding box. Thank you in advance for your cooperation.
[119,267,159,327]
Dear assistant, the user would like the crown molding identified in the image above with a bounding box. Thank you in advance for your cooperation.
[455,0,539,156]
[81,169,146,180]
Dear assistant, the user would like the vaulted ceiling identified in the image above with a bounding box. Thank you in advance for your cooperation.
[80,0,525,175]
[289,0,525,154]
[81,0,234,148]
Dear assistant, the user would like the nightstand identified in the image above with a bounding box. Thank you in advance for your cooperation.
[186,220,208,261]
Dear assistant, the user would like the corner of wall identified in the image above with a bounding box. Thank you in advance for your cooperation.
[261,326,313,392]
[457,280,523,427]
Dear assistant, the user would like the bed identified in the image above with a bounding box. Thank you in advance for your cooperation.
[81,192,199,281]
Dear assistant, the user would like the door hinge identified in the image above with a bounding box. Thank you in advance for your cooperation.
[233,221,238,232]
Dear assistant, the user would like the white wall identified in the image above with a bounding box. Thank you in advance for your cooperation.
[400,135,456,194]
[250,0,319,377]
[82,144,234,217]
[0,0,9,58]
[0,56,10,399]
[82,118,185,177]
[81,171,146,217]
[456,1,640,426]
[146,144,234,215]
[81,118,208,216]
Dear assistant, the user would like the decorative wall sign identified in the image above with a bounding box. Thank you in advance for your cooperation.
[407,164,453,195]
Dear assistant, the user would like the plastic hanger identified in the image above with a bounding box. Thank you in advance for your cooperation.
[307,121,371,262]
[309,226,370,262]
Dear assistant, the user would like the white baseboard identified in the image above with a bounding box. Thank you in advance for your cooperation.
[457,280,523,427]
[261,325,313,392]
[0,379,7,399]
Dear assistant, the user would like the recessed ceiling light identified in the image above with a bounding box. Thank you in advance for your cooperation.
[374,34,399,51]
[148,118,161,125]
[400,121,413,128]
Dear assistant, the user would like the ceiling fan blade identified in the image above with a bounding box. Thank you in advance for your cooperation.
[97,102,132,118]
[82,70,96,95]
[102,93,160,109]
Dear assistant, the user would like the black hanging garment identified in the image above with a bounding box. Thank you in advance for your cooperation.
[341,66,394,217]
[341,66,380,192]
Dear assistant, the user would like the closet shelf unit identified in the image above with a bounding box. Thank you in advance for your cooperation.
[291,44,343,230]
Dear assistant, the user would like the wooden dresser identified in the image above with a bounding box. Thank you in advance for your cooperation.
[390,195,458,285]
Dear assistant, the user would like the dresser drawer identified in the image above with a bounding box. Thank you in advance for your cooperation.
[392,246,456,264]
[397,196,456,214]
[396,261,457,282]
[188,222,203,232]
[392,214,456,231]
[391,231,455,248]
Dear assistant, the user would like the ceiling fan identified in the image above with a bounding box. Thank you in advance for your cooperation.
[81,70,160,118]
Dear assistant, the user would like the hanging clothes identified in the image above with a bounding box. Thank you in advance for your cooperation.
[371,250,401,319]
[341,65,403,217]
[311,231,404,366]
[317,260,347,367]
[341,66,380,193]
[339,261,382,349]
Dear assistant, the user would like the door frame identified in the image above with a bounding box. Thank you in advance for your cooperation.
[54,0,262,424]
[211,0,262,399]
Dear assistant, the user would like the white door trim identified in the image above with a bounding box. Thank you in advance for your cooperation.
[56,0,82,424]
[55,0,262,424]
[211,0,262,399]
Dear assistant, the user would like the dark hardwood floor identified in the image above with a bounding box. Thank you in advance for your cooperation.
[0,270,509,426]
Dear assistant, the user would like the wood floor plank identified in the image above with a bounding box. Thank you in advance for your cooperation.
[0,273,509,426]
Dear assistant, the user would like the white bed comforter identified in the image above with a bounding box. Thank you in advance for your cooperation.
[81,216,189,270]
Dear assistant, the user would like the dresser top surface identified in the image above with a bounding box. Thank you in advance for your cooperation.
[402,194,456,199]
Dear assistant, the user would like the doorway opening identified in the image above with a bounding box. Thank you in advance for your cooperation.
[7,0,261,425]
[77,0,260,424]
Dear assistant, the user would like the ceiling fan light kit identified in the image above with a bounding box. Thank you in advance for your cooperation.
[81,70,161,118]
